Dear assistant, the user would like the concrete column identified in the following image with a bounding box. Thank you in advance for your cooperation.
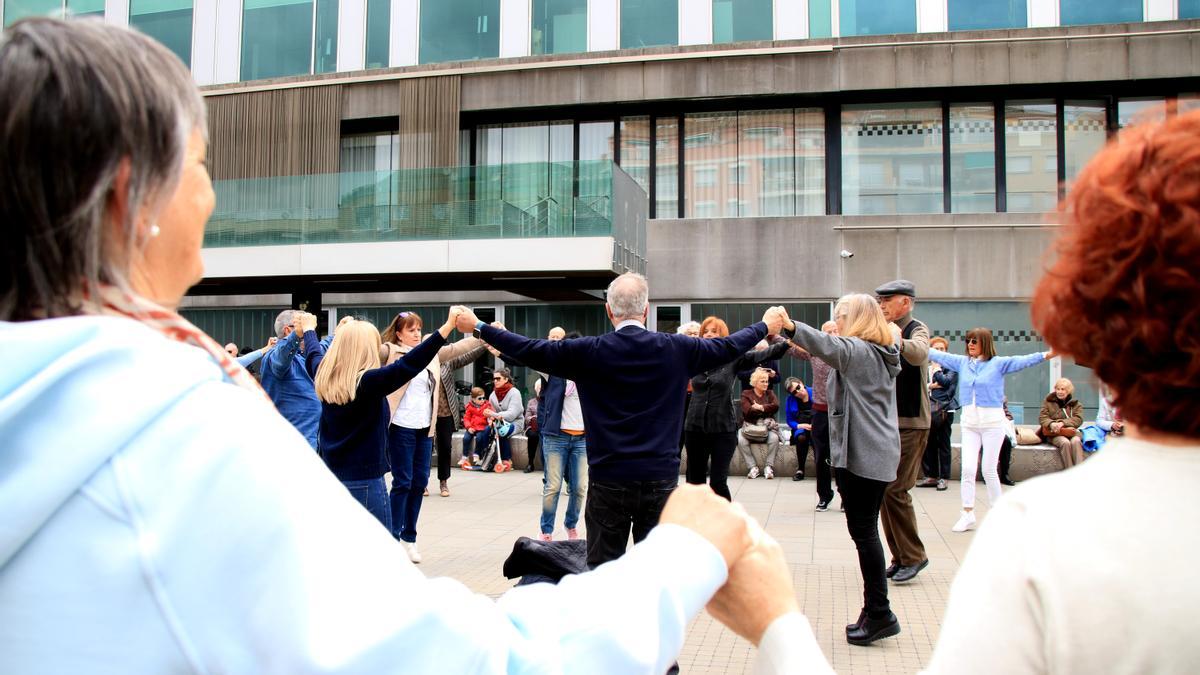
[916,0,947,32]
[589,0,618,51]
[390,0,418,65]
[213,0,243,83]
[1028,0,1058,27]
[499,0,531,57]
[104,0,130,25]
[191,0,218,84]
[337,0,367,71]
[775,0,809,40]
[679,0,712,45]
[1145,0,1176,21]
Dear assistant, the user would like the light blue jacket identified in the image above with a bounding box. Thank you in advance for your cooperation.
[926,349,1047,408]
[0,316,734,674]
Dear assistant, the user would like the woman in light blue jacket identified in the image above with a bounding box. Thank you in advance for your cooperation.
[927,328,1051,532]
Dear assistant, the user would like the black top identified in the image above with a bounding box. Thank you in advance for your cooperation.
[479,322,766,482]
[305,330,445,481]
[685,340,790,433]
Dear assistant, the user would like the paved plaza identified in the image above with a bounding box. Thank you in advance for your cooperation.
[413,465,992,674]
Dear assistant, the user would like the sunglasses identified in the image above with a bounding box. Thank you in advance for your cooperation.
[473,396,485,401]
[492,377,504,381]
[966,338,980,345]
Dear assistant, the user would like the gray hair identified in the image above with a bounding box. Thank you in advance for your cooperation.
[676,321,700,335]
[274,309,297,338]
[606,272,649,321]
[0,18,206,320]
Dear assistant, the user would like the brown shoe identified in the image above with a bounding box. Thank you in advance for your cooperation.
[439,480,450,497]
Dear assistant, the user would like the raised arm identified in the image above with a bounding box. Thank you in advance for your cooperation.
[269,331,300,378]
[734,339,791,372]
[301,328,325,379]
[440,337,486,371]
[997,351,1049,375]
[927,348,969,373]
[236,348,265,369]
[359,308,460,399]
[782,321,857,371]
[476,324,589,381]
[686,323,769,376]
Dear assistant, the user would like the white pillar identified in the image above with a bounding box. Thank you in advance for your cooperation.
[337,0,367,71]
[191,0,218,84]
[499,0,530,57]
[830,0,840,37]
[1028,0,1058,27]
[679,0,712,45]
[775,0,808,39]
[589,0,619,51]
[104,0,130,26]
[391,0,418,66]
[916,0,947,32]
[1145,0,1175,21]
[213,0,243,83]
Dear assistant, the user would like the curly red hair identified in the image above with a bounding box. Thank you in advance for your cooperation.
[1032,111,1200,439]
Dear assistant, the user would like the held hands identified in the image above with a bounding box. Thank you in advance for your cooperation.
[264,336,278,351]
[299,312,318,333]
[658,484,753,571]
[453,306,480,334]
[707,529,800,646]
[440,306,466,338]
[760,306,794,336]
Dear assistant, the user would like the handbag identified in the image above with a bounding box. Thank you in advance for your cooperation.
[741,422,769,443]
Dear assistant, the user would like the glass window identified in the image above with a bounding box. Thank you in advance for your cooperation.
[130,0,193,67]
[365,0,390,68]
[1183,1,1200,19]
[655,306,681,334]
[808,0,832,38]
[620,0,677,49]
[795,108,825,215]
[655,117,679,218]
[313,0,337,73]
[684,112,737,218]
[1005,101,1057,213]
[531,0,587,55]
[579,120,615,203]
[69,0,104,15]
[842,103,943,215]
[948,0,1026,31]
[4,0,60,25]
[712,0,773,44]
[740,109,794,217]
[949,104,996,213]
[1059,0,1141,26]
[242,0,314,80]
[420,0,500,64]
[1118,98,1166,129]
[840,0,916,37]
[619,116,651,193]
[475,123,503,203]
[1064,101,1107,188]
[340,132,398,231]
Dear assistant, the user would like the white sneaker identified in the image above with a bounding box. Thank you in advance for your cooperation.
[747,466,760,479]
[764,466,775,480]
[952,511,977,532]
[402,541,422,563]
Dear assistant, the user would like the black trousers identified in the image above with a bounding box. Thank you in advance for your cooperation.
[792,432,810,475]
[683,430,737,501]
[434,415,454,482]
[921,410,954,480]
[998,434,1013,480]
[836,468,891,618]
[585,478,677,569]
[811,411,835,502]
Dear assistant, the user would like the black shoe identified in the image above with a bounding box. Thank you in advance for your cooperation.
[792,471,805,481]
[1000,476,1016,486]
[845,609,867,634]
[846,612,900,646]
[524,464,535,474]
[816,499,830,512]
[885,562,901,579]
[891,559,929,583]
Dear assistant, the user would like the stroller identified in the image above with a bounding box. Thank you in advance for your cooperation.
[464,418,513,473]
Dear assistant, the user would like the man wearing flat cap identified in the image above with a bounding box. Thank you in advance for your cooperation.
[874,280,931,584]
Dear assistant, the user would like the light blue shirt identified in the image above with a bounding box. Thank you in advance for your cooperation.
[927,349,1046,409]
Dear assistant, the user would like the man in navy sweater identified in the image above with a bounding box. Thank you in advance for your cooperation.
[456,273,787,568]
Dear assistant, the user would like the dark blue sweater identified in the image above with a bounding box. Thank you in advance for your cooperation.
[480,322,768,482]
[304,330,445,481]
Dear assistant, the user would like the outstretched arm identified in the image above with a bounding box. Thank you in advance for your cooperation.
[998,351,1050,375]
[927,348,969,373]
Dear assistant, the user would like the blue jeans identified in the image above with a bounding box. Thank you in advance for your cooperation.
[388,424,431,543]
[461,428,491,460]
[342,477,390,531]
[540,432,589,535]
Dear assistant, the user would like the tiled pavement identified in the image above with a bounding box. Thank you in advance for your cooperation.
[413,467,992,674]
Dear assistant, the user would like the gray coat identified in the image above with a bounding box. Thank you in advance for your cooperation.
[489,387,525,434]
[787,322,902,483]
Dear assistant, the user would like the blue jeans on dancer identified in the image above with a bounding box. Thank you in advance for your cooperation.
[341,477,391,531]
[540,431,589,537]
[388,424,431,543]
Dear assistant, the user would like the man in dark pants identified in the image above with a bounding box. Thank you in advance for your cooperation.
[875,280,931,584]
[917,336,957,491]
[791,320,839,510]
[459,274,786,569]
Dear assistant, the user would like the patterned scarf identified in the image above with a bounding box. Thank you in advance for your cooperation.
[85,283,266,395]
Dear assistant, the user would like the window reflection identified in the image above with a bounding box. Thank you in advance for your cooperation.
[842,104,943,215]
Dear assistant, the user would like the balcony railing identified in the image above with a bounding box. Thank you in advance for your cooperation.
[203,160,641,248]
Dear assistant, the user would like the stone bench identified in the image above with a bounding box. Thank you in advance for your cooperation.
[448,432,535,469]
[949,441,1063,481]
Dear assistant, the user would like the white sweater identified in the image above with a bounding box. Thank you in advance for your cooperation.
[925,436,1200,674]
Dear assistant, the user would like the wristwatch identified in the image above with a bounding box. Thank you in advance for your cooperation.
[475,320,487,333]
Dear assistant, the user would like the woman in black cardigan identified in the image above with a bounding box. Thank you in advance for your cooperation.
[683,316,790,500]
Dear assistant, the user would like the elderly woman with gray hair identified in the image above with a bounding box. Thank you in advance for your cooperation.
[0,18,836,674]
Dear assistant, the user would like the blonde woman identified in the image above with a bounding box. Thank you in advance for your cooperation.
[737,368,782,479]
[304,310,460,537]
[777,295,903,646]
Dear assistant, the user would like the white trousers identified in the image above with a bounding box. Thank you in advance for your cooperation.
[960,425,1005,508]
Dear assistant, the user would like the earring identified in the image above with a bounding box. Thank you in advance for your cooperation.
[148,224,161,238]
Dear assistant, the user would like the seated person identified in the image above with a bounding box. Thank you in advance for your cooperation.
[458,387,493,467]
[486,368,524,473]
[783,377,813,481]
[1081,384,1124,453]
[1039,378,1086,469]
[737,368,782,479]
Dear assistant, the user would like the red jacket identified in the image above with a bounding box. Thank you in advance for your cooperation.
[463,401,493,433]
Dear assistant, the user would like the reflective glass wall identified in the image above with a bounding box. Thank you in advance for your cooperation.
[1004,101,1057,213]
[620,0,677,49]
[840,0,916,36]
[241,0,315,80]
[129,0,193,67]
[4,0,101,22]
[949,104,996,213]
[532,0,587,55]
[1059,0,1141,26]
[948,0,1026,31]
[712,0,772,44]
[364,0,389,68]
[842,103,943,215]
[420,0,500,64]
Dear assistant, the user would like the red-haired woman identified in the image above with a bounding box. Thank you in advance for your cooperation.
[927,112,1200,672]
[926,328,1050,532]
